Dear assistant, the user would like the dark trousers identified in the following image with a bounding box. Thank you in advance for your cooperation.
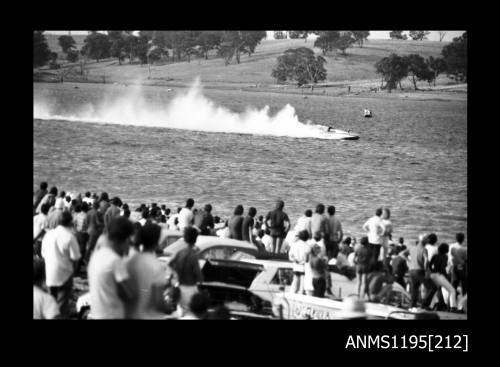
[49,276,73,319]
[86,231,101,263]
[313,277,326,298]
[368,243,381,268]
[76,232,89,273]
[409,269,425,308]
[452,267,467,296]
[325,240,340,260]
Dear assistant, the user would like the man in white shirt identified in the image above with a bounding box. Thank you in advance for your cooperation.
[362,208,385,264]
[178,198,195,231]
[41,211,81,318]
[33,256,60,319]
[289,230,311,294]
[88,217,136,319]
[294,209,313,237]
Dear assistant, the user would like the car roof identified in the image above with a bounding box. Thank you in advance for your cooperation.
[241,258,293,268]
[164,235,259,256]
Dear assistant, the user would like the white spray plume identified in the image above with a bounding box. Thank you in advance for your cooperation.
[34,78,341,139]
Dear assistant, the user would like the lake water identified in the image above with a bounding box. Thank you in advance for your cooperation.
[33,82,467,244]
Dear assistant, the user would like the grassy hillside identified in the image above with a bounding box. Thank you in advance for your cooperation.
[40,37,452,89]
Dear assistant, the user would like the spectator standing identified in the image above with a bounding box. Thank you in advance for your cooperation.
[241,207,257,244]
[178,199,195,231]
[86,201,104,264]
[73,203,89,274]
[310,204,328,240]
[194,204,215,235]
[46,198,66,230]
[41,211,81,318]
[265,200,290,253]
[126,223,170,319]
[408,234,429,309]
[325,205,343,259]
[87,217,136,319]
[362,208,385,264]
[33,203,50,256]
[33,181,48,214]
[104,197,122,233]
[354,236,372,298]
[289,230,311,294]
[168,227,204,317]
[229,205,245,240]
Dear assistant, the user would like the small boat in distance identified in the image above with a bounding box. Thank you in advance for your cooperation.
[325,126,360,140]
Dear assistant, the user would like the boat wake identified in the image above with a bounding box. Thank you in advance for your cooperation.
[34,78,353,140]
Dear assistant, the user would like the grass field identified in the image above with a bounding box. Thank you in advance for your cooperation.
[39,37,455,91]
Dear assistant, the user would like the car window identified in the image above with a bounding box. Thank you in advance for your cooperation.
[271,268,293,286]
[200,246,256,261]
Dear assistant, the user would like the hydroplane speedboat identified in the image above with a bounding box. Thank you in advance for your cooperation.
[325,126,360,140]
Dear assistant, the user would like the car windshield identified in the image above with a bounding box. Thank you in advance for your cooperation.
[163,239,188,257]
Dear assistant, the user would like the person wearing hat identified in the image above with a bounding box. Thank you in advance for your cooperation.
[46,197,66,230]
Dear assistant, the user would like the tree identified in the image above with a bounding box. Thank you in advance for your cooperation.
[426,56,447,86]
[82,32,111,62]
[66,49,79,63]
[108,31,128,64]
[438,31,447,42]
[33,31,51,67]
[58,35,76,53]
[241,31,266,57]
[333,32,356,55]
[271,47,327,86]
[375,53,409,91]
[49,52,60,69]
[196,31,222,59]
[314,31,340,55]
[409,31,430,41]
[351,31,370,47]
[404,54,432,90]
[441,32,467,82]
[389,31,407,40]
[218,31,266,65]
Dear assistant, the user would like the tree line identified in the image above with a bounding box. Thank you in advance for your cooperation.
[33,31,267,68]
[271,32,467,89]
[376,32,467,91]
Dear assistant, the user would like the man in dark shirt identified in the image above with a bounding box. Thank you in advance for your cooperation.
[391,249,409,288]
[169,227,203,316]
[33,181,48,214]
[366,261,394,303]
[241,207,257,244]
[86,201,104,263]
[194,204,215,235]
[229,205,244,240]
[265,200,290,253]
[103,197,122,234]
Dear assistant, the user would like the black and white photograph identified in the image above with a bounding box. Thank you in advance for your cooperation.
[33,30,467,325]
